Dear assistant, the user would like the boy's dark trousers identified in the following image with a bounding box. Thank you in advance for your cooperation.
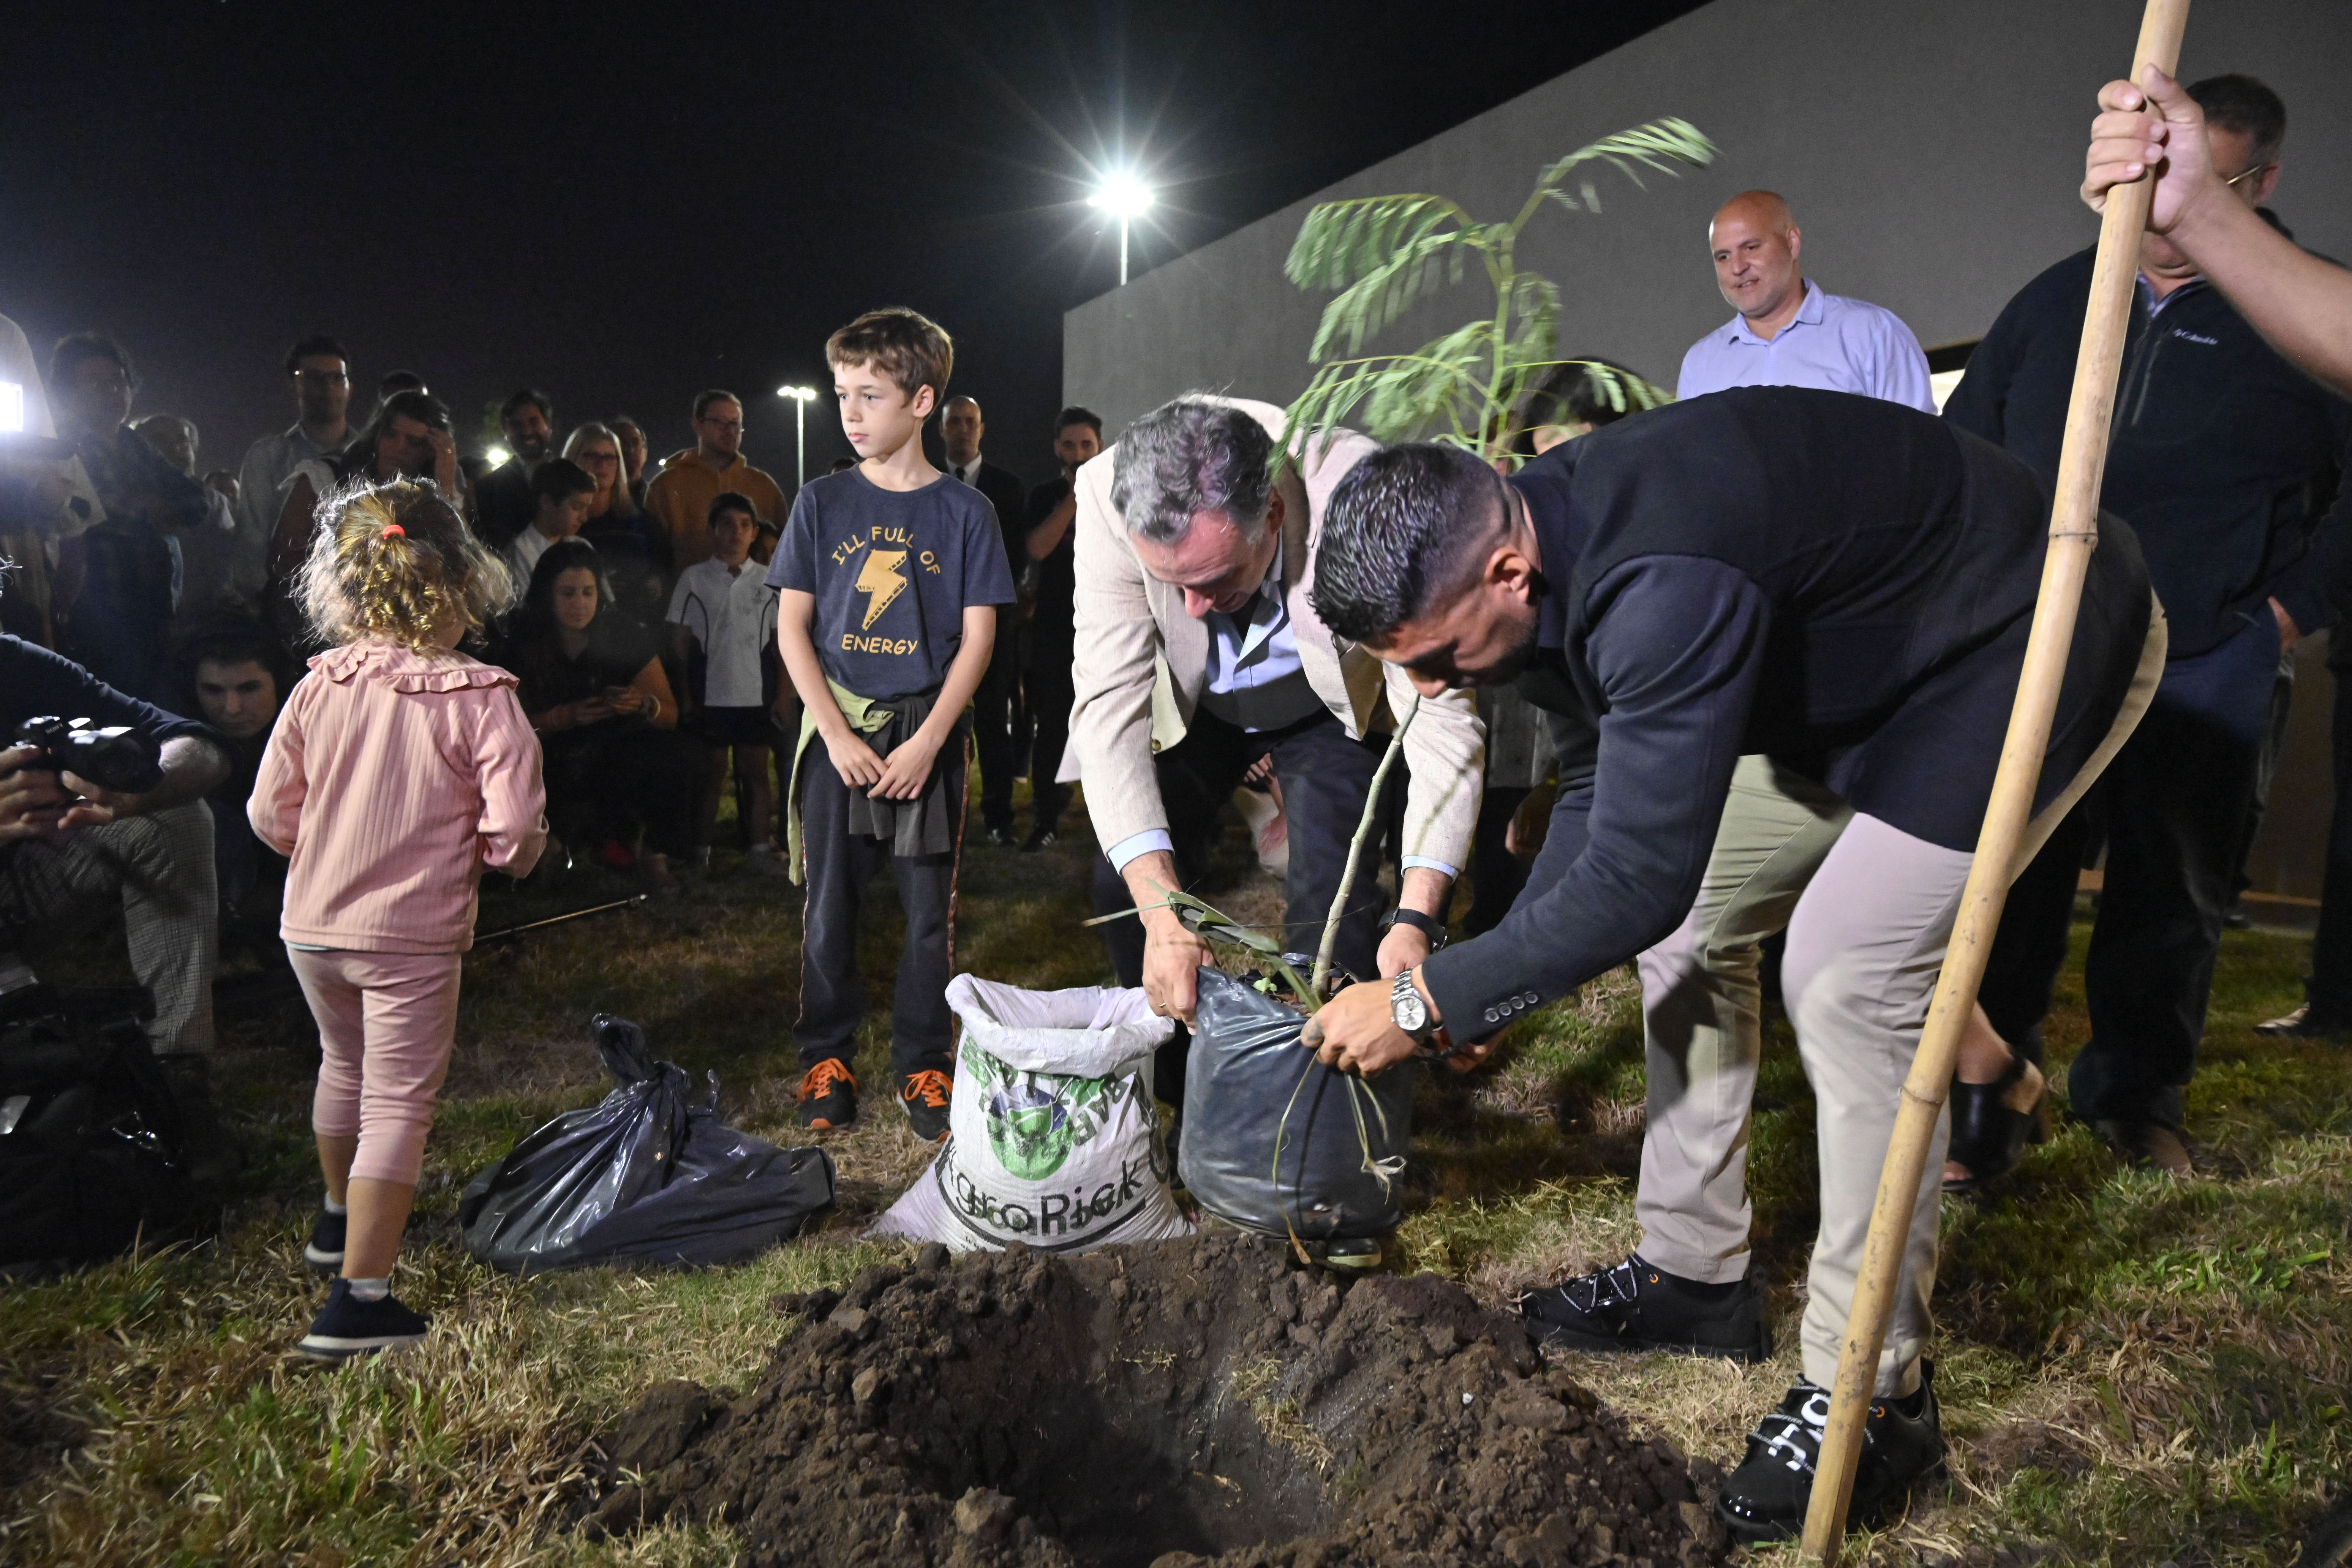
[794,746,964,1076]
[1089,706,1398,1108]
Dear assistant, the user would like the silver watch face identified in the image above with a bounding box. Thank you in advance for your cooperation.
[1392,976,1429,1034]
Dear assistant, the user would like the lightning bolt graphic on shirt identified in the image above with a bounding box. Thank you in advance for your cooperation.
[855,548,909,629]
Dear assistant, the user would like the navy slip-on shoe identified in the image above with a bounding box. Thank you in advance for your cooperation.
[296,1279,430,1363]
[303,1206,346,1271]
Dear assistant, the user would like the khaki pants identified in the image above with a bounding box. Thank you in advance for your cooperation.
[1634,597,2167,1394]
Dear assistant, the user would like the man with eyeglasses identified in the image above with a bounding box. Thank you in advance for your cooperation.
[644,389,787,571]
[231,334,352,596]
[1947,73,2352,1177]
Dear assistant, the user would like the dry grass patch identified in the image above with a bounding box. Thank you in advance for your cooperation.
[7,800,2352,1565]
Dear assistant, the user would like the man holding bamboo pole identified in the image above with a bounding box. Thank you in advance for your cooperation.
[1297,387,2165,1539]
[2086,66,2352,397]
[1955,71,2351,1176]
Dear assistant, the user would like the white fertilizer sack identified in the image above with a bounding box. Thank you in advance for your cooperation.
[870,976,1195,1253]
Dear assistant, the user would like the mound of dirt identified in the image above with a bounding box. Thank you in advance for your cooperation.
[588,1231,1727,1568]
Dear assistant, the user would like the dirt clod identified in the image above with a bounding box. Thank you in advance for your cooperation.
[610,1379,715,1474]
[958,1487,1020,1541]
[605,1231,1723,1566]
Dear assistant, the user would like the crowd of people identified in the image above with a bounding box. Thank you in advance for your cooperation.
[0,63,2346,1546]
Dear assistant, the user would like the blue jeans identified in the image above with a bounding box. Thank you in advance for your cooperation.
[1984,608,2281,1130]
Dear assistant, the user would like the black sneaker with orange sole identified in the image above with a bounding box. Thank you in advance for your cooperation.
[897,1068,953,1142]
[797,1059,858,1130]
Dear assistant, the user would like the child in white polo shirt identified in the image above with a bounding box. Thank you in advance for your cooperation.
[665,491,789,871]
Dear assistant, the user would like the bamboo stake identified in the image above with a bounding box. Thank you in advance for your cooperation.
[1311,694,1421,994]
[1799,3,2189,1557]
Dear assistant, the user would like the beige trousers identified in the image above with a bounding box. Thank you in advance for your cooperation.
[1634,597,2167,1394]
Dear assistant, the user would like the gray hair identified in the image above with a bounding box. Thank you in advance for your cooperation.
[1109,397,1275,546]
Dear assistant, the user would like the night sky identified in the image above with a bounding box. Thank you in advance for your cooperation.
[2,1,1704,492]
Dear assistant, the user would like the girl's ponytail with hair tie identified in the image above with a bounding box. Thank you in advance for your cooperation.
[379,523,406,540]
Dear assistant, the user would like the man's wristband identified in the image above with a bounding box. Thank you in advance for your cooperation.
[1378,907,1447,948]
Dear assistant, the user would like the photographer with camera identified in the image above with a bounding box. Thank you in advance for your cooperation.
[2,632,230,1095]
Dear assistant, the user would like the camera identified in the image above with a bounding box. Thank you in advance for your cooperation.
[11,716,163,795]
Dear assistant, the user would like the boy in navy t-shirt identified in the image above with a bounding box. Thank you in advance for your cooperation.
[771,307,1015,1139]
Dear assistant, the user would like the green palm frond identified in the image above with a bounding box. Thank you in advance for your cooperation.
[1280,115,1713,457]
[1283,194,1475,292]
[1534,117,1718,213]
[1367,321,1492,439]
[1307,225,1473,359]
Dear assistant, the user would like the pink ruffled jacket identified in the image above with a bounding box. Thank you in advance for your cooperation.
[251,640,548,953]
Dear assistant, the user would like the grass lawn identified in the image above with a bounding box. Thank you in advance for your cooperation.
[3,786,2347,1566]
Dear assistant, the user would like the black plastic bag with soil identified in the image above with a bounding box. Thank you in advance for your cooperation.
[1178,968,1415,1250]
[588,1230,1728,1568]
[458,1014,834,1272]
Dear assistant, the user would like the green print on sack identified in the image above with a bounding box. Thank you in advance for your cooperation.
[967,1044,1126,1181]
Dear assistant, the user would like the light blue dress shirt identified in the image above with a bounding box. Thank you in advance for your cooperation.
[1105,536,1457,881]
[1677,280,1936,413]
[1198,536,1318,730]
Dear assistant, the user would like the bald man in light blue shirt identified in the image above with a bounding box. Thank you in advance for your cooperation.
[1677,190,1935,413]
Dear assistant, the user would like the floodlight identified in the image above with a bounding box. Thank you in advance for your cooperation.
[1088,174,1157,286]
[1087,174,1155,220]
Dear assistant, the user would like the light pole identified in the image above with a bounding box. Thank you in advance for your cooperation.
[1088,174,1155,287]
[776,385,817,488]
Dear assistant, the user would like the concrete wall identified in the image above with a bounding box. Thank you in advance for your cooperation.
[1064,0,2352,436]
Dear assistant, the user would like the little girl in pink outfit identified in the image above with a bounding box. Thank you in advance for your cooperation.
[251,477,546,1362]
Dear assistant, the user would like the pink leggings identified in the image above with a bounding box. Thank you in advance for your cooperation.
[289,947,464,1185]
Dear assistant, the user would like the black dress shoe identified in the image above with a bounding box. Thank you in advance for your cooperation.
[1943,1050,2047,1191]
[2095,1118,2194,1176]
[1519,1253,1770,1361]
[2255,1003,2350,1038]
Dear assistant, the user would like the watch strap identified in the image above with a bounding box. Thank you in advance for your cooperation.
[1379,906,1447,948]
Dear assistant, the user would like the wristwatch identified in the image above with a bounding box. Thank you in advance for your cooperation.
[1378,907,1447,949]
[1390,971,1438,1045]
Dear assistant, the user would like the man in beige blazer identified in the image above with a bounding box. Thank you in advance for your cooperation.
[1068,396,1483,1073]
